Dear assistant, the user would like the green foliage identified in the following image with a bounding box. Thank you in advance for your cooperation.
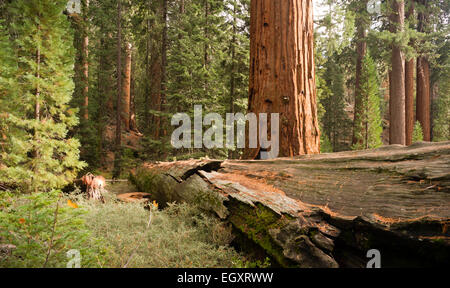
[432,41,450,142]
[128,0,250,160]
[80,197,242,268]
[412,121,424,143]
[232,257,271,268]
[321,55,352,152]
[0,0,86,192]
[352,54,383,150]
[0,190,101,268]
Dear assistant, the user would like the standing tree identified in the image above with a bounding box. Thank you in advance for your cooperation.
[122,42,132,131]
[416,0,431,141]
[0,0,85,192]
[243,0,320,158]
[389,0,406,145]
[82,0,89,120]
[352,54,383,150]
[352,0,369,146]
[404,0,415,145]
[113,0,122,178]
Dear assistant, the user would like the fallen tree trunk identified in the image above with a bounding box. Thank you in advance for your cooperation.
[130,142,450,267]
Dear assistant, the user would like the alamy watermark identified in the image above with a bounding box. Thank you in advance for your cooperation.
[66,249,81,268]
[367,0,381,14]
[171,105,280,159]
[366,249,381,268]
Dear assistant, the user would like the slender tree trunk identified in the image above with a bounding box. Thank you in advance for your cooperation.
[98,36,105,166]
[160,0,168,137]
[389,0,406,145]
[416,0,431,141]
[122,42,132,131]
[204,0,209,69]
[243,0,320,158]
[228,1,237,159]
[82,0,89,120]
[144,0,151,133]
[130,52,139,133]
[113,0,122,179]
[405,0,415,145]
[352,0,368,146]
[405,58,414,145]
[229,1,237,115]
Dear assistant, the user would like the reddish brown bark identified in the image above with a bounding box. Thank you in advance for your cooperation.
[243,0,320,159]
[130,55,140,134]
[405,58,415,145]
[122,42,132,131]
[416,0,431,141]
[416,57,431,141]
[405,1,415,146]
[389,0,406,145]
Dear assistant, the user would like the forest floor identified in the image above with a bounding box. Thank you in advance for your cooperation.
[74,180,254,268]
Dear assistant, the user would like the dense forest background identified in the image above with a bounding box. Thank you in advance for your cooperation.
[0,0,449,185]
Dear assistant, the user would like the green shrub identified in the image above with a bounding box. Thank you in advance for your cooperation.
[78,195,242,268]
[0,190,102,268]
[412,121,424,143]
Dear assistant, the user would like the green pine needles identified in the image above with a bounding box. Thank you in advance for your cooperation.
[352,54,383,150]
[0,0,86,193]
[412,121,424,143]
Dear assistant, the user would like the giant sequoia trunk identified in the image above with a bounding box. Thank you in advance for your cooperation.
[244,0,320,159]
[389,0,406,145]
[416,0,431,141]
[405,2,414,146]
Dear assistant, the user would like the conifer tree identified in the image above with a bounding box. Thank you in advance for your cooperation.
[322,56,350,152]
[352,54,383,150]
[412,121,424,143]
[0,0,85,192]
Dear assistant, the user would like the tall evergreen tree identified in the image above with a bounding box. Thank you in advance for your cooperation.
[322,56,350,151]
[0,0,85,192]
[353,54,383,150]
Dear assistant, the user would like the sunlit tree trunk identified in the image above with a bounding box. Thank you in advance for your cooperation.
[405,1,415,146]
[389,0,406,145]
[243,0,320,159]
[416,0,431,141]
[122,42,132,131]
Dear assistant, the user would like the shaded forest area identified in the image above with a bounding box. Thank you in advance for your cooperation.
[0,0,449,268]
[1,0,448,183]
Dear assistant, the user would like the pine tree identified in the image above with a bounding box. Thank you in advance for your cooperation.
[0,0,86,192]
[412,121,424,143]
[322,56,350,152]
[352,54,383,150]
[0,19,18,173]
[432,57,450,142]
